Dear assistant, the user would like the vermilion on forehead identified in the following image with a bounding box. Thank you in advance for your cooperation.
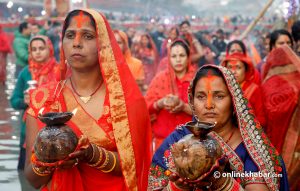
[196,76,226,90]
[227,60,240,65]
[73,11,90,28]
[204,71,218,106]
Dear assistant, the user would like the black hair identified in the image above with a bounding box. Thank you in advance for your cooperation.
[19,22,28,33]
[269,29,293,51]
[226,40,246,55]
[191,66,224,97]
[292,20,300,42]
[170,39,190,57]
[170,26,180,37]
[30,37,46,48]
[216,29,224,34]
[141,34,153,49]
[179,20,191,27]
[62,10,96,39]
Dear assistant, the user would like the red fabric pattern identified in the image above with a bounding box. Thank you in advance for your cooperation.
[262,46,300,153]
[106,18,152,190]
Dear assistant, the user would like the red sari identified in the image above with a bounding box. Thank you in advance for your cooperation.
[27,9,151,191]
[261,45,300,176]
[222,53,266,127]
[145,39,195,150]
[0,26,12,83]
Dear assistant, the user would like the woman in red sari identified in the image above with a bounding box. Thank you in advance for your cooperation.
[226,40,261,85]
[0,26,12,84]
[221,52,266,128]
[10,35,58,170]
[262,45,300,190]
[24,9,151,191]
[145,39,194,151]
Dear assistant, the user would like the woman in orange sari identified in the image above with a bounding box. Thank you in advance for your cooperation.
[221,52,266,128]
[262,45,300,190]
[24,9,151,191]
[114,30,145,92]
[145,39,194,151]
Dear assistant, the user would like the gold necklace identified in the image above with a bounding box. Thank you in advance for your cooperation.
[70,78,103,104]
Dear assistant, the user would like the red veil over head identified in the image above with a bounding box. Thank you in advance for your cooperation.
[28,35,59,84]
[221,52,255,89]
[62,9,152,191]
[262,45,300,155]
[29,9,152,191]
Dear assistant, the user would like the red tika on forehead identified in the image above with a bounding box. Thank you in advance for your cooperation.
[72,11,91,44]
[73,11,90,28]
[205,71,217,108]
[227,60,240,71]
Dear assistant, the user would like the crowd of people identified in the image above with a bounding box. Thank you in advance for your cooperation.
[0,7,299,191]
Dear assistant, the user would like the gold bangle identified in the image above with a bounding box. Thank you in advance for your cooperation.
[98,149,110,169]
[89,146,103,167]
[88,144,96,163]
[101,151,117,173]
[223,177,234,190]
[214,177,230,191]
[32,165,51,176]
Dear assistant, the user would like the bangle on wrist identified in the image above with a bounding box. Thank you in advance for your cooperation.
[97,149,110,169]
[214,177,230,191]
[89,145,103,167]
[32,165,52,176]
[88,144,96,163]
[101,151,117,173]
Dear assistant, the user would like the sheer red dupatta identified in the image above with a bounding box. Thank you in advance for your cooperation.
[58,9,152,191]
[262,45,300,156]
